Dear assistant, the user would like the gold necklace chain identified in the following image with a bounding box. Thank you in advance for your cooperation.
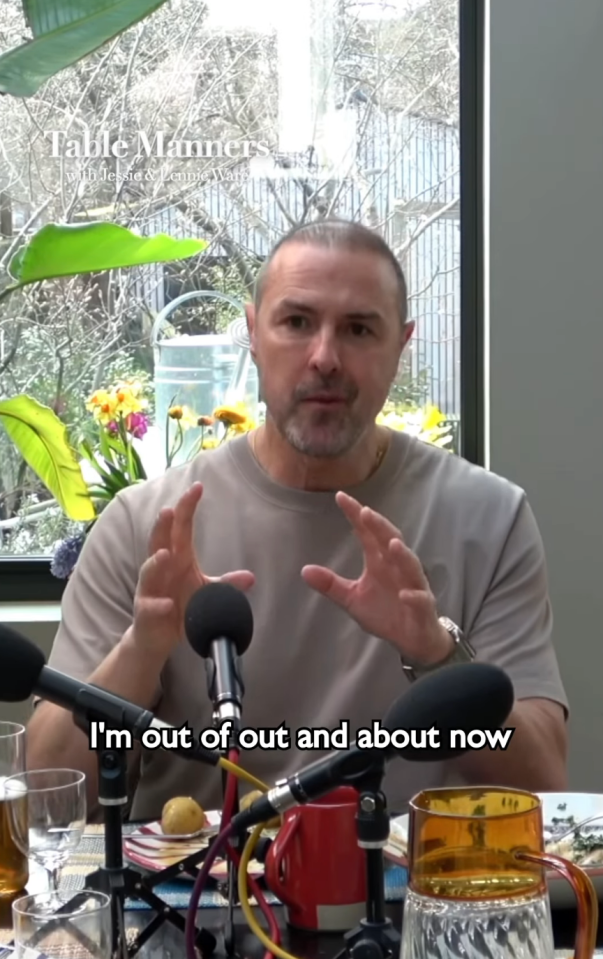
[372,437,388,474]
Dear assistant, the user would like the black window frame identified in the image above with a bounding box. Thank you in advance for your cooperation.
[459,0,485,467]
[0,0,485,604]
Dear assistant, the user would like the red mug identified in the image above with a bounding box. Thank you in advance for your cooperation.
[264,785,367,932]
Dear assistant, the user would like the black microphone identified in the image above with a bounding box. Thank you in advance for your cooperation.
[0,624,220,766]
[231,662,515,833]
[184,582,253,730]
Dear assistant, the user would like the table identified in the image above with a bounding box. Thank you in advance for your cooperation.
[0,827,599,958]
[1,898,598,959]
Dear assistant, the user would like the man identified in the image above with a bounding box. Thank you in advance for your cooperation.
[26,219,568,820]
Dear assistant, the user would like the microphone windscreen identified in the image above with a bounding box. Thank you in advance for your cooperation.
[0,624,46,701]
[184,582,254,658]
[383,662,515,761]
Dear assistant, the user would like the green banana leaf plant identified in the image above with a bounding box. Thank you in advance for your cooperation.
[0,0,171,97]
[0,1,206,522]
[0,223,208,520]
[0,395,96,522]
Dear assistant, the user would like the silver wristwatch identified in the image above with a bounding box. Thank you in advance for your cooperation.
[400,616,476,682]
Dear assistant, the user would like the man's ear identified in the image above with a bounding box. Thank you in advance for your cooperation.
[402,320,415,349]
[245,303,257,359]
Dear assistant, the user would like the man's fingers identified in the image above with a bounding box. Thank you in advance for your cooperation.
[171,482,204,555]
[215,570,256,592]
[135,596,175,621]
[388,537,428,589]
[336,491,402,557]
[335,491,363,528]
[149,507,174,556]
[335,492,385,570]
[301,564,354,608]
[358,504,403,544]
[137,548,173,598]
[134,550,175,621]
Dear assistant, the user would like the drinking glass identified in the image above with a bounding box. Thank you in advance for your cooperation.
[0,722,28,896]
[4,769,86,901]
[12,890,112,959]
[400,786,598,959]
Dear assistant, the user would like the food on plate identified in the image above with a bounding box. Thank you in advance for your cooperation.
[239,789,281,829]
[161,796,206,835]
[545,806,603,865]
[386,819,408,857]
[546,836,603,865]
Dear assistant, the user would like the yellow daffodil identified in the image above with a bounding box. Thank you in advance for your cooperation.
[201,437,220,449]
[113,382,147,417]
[86,389,111,412]
[87,380,147,426]
[86,389,118,426]
[376,404,452,449]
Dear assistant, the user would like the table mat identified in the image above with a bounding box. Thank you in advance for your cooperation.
[58,826,409,911]
[0,947,590,959]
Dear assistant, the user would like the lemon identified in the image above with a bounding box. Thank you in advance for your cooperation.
[161,796,206,835]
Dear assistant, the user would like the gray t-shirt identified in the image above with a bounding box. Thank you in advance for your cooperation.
[46,430,568,820]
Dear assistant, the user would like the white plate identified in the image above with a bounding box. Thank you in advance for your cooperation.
[123,811,267,881]
[383,791,603,909]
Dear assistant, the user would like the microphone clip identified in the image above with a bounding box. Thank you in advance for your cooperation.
[356,790,390,849]
[334,777,401,959]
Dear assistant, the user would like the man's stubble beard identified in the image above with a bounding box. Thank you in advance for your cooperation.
[279,403,367,458]
[258,368,369,457]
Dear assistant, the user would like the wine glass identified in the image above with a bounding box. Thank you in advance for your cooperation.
[12,889,112,959]
[4,768,86,901]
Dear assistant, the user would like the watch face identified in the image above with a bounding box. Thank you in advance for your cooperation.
[402,618,474,681]
[438,615,459,635]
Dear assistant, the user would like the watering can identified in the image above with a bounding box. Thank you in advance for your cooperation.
[151,290,258,466]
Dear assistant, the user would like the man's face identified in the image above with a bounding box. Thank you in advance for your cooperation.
[246,242,413,458]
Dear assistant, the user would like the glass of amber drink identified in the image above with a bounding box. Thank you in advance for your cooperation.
[0,722,28,896]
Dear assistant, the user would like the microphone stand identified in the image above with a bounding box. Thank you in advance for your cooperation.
[205,654,245,958]
[219,722,240,958]
[72,706,217,959]
[334,758,401,959]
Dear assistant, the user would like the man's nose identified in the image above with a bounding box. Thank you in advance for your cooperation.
[308,330,342,373]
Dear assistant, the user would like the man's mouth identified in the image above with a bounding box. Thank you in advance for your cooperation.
[302,394,347,404]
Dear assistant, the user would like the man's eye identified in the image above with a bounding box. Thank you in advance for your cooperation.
[351,323,371,336]
[286,315,307,328]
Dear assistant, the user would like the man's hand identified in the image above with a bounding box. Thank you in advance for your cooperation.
[128,482,255,659]
[301,491,451,665]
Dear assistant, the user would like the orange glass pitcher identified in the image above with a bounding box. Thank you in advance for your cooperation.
[400,787,598,959]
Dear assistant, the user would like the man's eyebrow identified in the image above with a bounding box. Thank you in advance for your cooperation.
[277,298,383,321]
[278,298,317,314]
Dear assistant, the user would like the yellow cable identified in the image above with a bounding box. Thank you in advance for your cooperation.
[238,822,304,959]
[218,757,269,792]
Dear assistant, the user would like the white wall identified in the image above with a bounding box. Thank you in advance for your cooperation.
[488,0,603,787]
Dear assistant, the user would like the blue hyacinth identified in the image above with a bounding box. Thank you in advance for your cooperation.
[51,533,86,579]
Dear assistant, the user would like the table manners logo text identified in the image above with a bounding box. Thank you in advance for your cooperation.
[45,129,271,160]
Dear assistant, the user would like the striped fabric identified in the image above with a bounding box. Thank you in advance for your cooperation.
[57,825,409,911]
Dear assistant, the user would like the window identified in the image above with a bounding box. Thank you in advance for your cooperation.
[0,0,483,600]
